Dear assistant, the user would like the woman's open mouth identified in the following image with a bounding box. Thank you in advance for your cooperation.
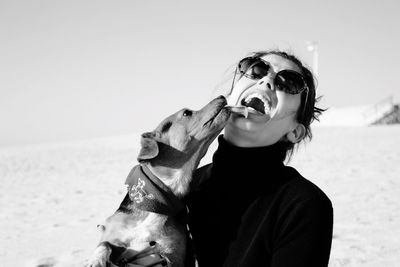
[240,93,272,115]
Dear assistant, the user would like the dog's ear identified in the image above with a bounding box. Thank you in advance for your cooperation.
[137,132,160,162]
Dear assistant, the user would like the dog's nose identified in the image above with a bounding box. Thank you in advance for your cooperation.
[217,95,227,101]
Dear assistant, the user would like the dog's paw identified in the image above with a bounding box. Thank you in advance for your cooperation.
[84,256,109,267]
[85,245,111,267]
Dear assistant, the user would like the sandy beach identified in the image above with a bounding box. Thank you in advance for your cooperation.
[1,125,399,267]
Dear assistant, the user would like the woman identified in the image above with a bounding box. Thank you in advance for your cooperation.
[132,50,333,267]
[185,50,333,266]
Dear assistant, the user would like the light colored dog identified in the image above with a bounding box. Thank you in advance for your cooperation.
[86,96,231,267]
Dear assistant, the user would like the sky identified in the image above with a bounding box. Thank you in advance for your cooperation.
[1,0,400,147]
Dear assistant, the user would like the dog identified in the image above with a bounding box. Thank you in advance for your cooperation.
[86,96,231,267]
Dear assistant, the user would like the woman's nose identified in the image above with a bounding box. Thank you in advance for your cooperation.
[257,75,274,91]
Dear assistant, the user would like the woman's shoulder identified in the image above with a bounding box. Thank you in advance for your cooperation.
[276,166,332,208]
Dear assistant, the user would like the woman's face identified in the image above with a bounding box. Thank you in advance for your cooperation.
[225,54,305,147]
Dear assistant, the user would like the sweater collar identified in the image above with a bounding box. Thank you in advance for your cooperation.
[208,135,290,199]
[213,135,287,169]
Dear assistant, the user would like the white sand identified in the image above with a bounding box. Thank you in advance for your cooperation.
[1,126,400,266]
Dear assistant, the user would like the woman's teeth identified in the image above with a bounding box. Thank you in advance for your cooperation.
[242,93,271,114]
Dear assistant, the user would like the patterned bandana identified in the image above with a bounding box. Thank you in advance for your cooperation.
[125,165,186,216]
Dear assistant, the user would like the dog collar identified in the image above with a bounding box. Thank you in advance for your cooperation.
[125,164,186,216]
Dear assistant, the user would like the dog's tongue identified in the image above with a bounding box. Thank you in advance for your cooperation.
[245,98,265,114]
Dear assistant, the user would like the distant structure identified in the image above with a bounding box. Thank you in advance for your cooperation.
[363,96,400,125]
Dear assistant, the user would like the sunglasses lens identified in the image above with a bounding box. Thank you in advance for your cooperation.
[275,70,306,94]
[251,62,269,79]
[238,57,269,79]
[238,57,253,72]
[237,57,307,94]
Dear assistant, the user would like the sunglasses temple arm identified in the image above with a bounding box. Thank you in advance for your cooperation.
[301,89,309,121]
[230,66,238,93]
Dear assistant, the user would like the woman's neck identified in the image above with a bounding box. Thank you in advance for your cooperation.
[224,126,276,148]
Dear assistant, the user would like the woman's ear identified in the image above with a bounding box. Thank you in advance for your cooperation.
[285,123,306,144]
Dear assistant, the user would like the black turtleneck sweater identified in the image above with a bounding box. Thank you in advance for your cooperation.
[186,136,333,267]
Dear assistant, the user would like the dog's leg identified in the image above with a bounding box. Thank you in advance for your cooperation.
[85,241,112,267]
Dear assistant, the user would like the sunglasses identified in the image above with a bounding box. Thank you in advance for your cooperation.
[237,57,308,95]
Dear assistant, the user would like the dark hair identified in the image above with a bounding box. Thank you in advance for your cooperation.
[232,50,325,160]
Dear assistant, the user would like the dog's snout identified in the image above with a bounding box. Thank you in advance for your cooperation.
[204,95,227,110]
[215,95,227,105]
[217,95,227,101]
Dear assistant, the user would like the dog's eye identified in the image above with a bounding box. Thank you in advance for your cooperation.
[182,109,192,117]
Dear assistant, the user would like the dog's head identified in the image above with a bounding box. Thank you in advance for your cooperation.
[137,96,230,166]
